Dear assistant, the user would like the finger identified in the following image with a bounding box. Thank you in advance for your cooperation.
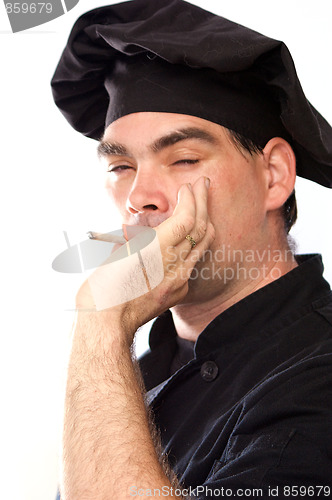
[176,220,216,281]
[185,220,215,266]
[157,183,196,247]
[175,176,210,256]
[191,176,210,242]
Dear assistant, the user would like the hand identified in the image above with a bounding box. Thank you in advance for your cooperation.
[152,175,215,305]
[75,176,215,334]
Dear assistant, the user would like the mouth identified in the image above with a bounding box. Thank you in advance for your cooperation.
[125,213,170,229]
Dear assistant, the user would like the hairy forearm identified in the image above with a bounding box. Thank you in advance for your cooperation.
[60,311,175,500]
[60,179,213,499]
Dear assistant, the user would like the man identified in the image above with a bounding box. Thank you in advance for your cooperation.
[51,0,332,498]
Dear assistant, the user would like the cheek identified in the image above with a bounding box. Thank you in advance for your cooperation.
[207,169,239,219]
[211,158,263,211]
[208,173,264,245]
[104,177,129,211]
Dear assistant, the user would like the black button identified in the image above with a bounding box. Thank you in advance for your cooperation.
[200,361,218,382]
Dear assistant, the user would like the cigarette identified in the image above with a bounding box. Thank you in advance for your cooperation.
[87,231,127,244]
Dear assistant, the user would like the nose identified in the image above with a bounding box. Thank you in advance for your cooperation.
[126,168,170,215]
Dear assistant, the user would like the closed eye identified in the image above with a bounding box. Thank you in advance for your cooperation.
[107,165,133,173]
[173,159,199,165]
[107,159,199,172]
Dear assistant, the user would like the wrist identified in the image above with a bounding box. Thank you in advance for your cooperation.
[73,307,138,351]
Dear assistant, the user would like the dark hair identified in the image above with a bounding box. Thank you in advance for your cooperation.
[228,130,297,233]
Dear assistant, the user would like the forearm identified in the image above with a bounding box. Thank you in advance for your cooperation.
[60,179,213,499]
[60,311,174,500]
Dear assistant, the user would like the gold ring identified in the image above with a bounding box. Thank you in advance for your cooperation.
[185,234,197,248]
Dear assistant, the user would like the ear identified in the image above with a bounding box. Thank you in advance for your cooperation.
[263,138,296,212]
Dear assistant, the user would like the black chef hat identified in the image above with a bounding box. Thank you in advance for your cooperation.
[51,0,332,187]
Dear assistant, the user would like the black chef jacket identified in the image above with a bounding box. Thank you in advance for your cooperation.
[139,255,332,498]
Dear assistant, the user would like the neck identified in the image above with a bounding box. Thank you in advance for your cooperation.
[171,243,298,342]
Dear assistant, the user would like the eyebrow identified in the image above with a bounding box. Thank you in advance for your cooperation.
[97,141,130,158]
[97,126,218,159]
[150,127,218,153]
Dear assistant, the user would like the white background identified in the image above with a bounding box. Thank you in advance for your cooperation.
[1,1,331,499]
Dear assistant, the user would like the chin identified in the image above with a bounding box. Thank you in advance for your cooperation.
[178,263,222,305]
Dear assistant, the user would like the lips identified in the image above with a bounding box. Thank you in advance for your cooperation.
[125,213,170,229]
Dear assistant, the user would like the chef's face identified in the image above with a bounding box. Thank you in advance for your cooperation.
[100,112,270,299]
